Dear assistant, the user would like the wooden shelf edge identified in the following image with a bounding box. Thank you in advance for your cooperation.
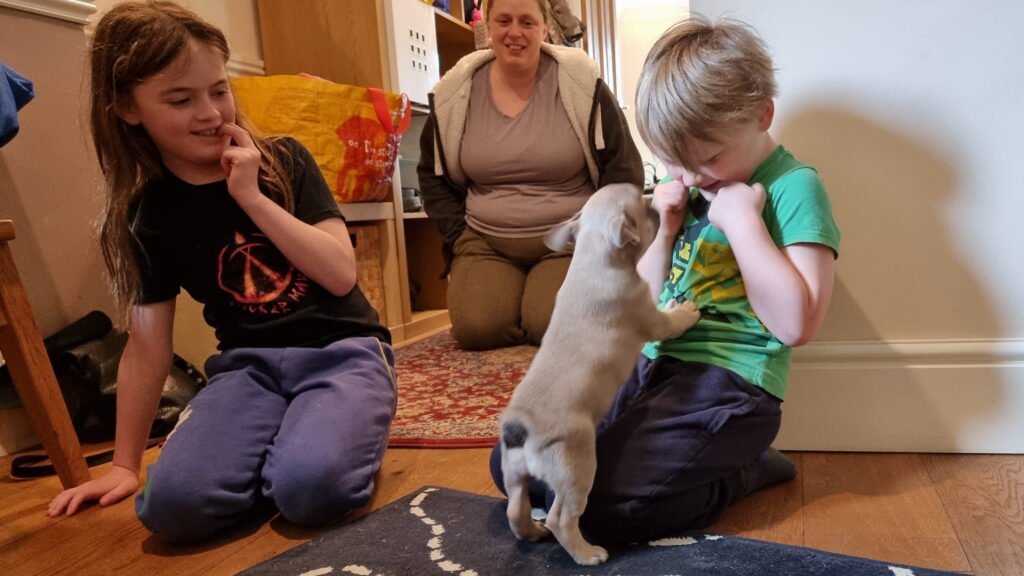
[401,309,451,343]
[393,322,450,350]
[434,7,472,32]
[339,201,396,222]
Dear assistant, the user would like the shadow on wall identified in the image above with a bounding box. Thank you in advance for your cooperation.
[777,103,1000,340]
[774,104,1010,453]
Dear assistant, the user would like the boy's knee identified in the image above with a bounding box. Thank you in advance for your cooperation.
[579,490,723,545]
[578,505,668,546]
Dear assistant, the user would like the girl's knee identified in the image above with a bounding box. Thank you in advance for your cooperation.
[267,462,375,526]
[137,458,263,542]
[136,478,223,542]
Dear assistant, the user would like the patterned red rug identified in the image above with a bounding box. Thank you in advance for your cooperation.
[389,330,536,448]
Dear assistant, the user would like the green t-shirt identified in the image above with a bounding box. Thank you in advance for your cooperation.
[642,146,841,400]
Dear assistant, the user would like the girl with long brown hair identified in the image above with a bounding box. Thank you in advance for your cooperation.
[48,1,396,543]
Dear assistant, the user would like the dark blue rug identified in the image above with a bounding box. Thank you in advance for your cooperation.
[238,487,965,575]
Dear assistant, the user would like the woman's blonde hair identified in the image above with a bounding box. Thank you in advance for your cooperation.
[635,14,777,169]
[90,1,293,313]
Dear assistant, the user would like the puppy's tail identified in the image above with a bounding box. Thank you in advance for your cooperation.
[501,417,529,449]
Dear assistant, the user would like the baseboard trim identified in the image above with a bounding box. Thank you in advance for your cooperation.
[779,338,1024,454]
[794,337,1024,365]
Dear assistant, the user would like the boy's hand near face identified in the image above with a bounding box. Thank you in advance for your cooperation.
[652,179,690,235]
[638,179,691,302]
[707,182,767,238]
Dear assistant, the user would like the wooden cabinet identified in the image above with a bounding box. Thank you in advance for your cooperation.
[256,0,474,343]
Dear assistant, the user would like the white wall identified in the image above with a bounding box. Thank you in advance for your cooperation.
[683,0,1024,452]
[91,0,263,75]
[616,0,688,182]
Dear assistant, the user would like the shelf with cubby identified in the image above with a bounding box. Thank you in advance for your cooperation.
[256,0,476,343]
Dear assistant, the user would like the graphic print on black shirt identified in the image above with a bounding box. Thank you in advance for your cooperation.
[135,138,391,349]
[217,231,311,316]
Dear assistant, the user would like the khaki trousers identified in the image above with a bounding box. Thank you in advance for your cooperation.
[447,226,570,349]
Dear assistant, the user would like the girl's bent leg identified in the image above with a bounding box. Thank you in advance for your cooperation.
[136,349,288,543]
[261,337,397,526]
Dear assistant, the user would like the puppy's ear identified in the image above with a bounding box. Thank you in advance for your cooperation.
[545,213,581,250]
[609,212,642,248]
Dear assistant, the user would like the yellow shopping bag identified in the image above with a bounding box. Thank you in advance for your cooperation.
[231,75,412,203]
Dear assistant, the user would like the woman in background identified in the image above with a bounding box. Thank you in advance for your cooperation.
[418,0,643,350]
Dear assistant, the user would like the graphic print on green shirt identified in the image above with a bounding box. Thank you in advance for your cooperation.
[642,146,842,401]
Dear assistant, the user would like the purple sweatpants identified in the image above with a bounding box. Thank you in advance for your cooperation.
[490,355,782,545]
[137,336,396,542]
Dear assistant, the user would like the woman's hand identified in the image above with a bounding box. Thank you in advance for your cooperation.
[47,465,140,517]
[218,122,263,206]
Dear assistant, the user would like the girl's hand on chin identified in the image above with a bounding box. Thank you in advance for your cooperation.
[217,122,263,205]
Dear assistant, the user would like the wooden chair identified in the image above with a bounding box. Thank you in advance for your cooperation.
[0,220,90,488]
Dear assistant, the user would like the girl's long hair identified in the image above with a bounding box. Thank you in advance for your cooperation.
[91,1,294,313]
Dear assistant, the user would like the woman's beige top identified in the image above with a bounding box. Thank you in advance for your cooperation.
[461,54,592,238]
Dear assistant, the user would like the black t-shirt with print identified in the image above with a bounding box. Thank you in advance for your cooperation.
[133,137,390,350]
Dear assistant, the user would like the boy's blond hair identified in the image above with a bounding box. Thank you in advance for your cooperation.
[636,14,777,170]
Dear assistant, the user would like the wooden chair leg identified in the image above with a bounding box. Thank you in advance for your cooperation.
[0,224,90,489]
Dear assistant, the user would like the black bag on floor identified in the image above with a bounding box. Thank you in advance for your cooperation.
[8,311,207,478]
[54,329,207,443]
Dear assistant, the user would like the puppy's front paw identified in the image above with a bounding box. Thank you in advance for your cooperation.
[668,299,701,331]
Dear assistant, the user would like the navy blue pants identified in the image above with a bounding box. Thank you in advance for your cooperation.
[137,337,397,542]
[490,355,782,545]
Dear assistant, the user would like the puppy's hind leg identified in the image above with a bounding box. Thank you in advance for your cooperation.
[505,472,550,541]
[544,434,608,565]
[503,452,550,541]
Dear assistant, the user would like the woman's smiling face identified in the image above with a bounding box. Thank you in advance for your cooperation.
[486,0,549,71]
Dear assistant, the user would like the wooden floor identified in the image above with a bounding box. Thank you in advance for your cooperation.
[1,447,1022,575]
